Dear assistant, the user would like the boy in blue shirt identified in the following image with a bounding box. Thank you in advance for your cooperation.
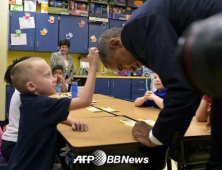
[7,47,99,170]
[134,73,166,109]
[52,65,68,92]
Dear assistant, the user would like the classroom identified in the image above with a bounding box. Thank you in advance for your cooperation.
[1,0,221,170]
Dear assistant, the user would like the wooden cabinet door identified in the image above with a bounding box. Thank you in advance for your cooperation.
[9,11,35,51]
[35,13,59,52]
[88,22,108,48]
[94,78,111,96]
[111,79,131,100]
[60,16,88,53]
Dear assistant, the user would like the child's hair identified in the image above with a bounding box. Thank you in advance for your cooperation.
[52,65,64,74]
[4,56,34,85]
[11,57,45,93]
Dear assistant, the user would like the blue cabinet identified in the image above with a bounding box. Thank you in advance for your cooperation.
[9,11,36,51]
[109,20,126,28]
[5,85,15,120]
[111,79,131,100]
[95,78,131,100]
[60,16,88,53]
[35,13,59,52]
[131,79,151,101]
[94,78,110,96]
[88,22,109,48]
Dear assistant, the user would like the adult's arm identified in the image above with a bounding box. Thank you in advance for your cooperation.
[50,52,59,69]
[122,10,201,147]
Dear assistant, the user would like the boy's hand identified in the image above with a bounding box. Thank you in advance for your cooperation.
[72,120,88,132]
[144,91,155,100]
[87,47,99,69]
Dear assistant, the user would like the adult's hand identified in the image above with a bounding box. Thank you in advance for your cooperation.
[132,121,157,147]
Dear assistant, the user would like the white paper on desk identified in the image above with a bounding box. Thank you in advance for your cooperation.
[11,33,27,45]
[19,17,35,29]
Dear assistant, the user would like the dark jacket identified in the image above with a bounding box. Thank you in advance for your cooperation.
[121,0,222,147]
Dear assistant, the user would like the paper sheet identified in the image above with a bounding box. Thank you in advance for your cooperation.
[99,107,118,112]
[120,120,136,127]
[19,17,35,29]
[11,33,27,45]
[138,119,155,127]
[86,106,102,112]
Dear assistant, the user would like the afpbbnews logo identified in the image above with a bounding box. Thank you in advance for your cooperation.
[73,150,149,166]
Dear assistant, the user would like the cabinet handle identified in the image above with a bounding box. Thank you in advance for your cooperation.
[107,82,109,88]
[139,89,145,91]
[139,81,144,83]
[113,82,114,88]
[31,41,33,47]
[85,44,87,49]
[37,41,39,48]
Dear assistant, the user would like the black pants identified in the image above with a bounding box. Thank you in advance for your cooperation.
[206,99,222,169]
[1,140,16,161]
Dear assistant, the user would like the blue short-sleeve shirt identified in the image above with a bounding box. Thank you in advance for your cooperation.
[7,94,71,170]
[143,90,166,109]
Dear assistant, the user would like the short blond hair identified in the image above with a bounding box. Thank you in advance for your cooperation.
[11,57,45,93]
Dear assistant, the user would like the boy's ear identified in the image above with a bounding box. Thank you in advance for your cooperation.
[26,81,36,92]
[109,38,123,48]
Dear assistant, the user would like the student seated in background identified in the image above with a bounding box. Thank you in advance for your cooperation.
[2,57,89,162]
[195,95,212,132]
[134,73,166,109]
[6,48,99,170]
[52,65,68,93]
[195,95,211,121]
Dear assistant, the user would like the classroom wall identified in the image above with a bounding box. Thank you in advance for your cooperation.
[0,1,9,120]
[8,51,84,74]
[0,2,110,120]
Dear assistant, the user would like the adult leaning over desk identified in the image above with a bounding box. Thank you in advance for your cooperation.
[50,39,74,90]
[97,0,222,169]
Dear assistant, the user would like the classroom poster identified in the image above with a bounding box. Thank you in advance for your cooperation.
[19,17,35,29]
[11,33,27,45]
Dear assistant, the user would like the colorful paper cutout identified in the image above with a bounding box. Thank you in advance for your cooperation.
[101,23,107,28]
[120,120,136,128]
[15,29,21,37]
[78,20,85,27]
[86,106,102,112]
[90,35,97,42]
[66,32,73,39]
[99,107,118,112]
[48,16,55,24]
[40,28,48,36]
[57,93,71,98]
[23,12,31,20]
[138,119,155,127]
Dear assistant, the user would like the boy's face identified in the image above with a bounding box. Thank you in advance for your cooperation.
[31,61,57,96]
[53,69,64,82]
[153,73,165,91]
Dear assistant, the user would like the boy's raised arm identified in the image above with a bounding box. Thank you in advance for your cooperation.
[69,47,99,111]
